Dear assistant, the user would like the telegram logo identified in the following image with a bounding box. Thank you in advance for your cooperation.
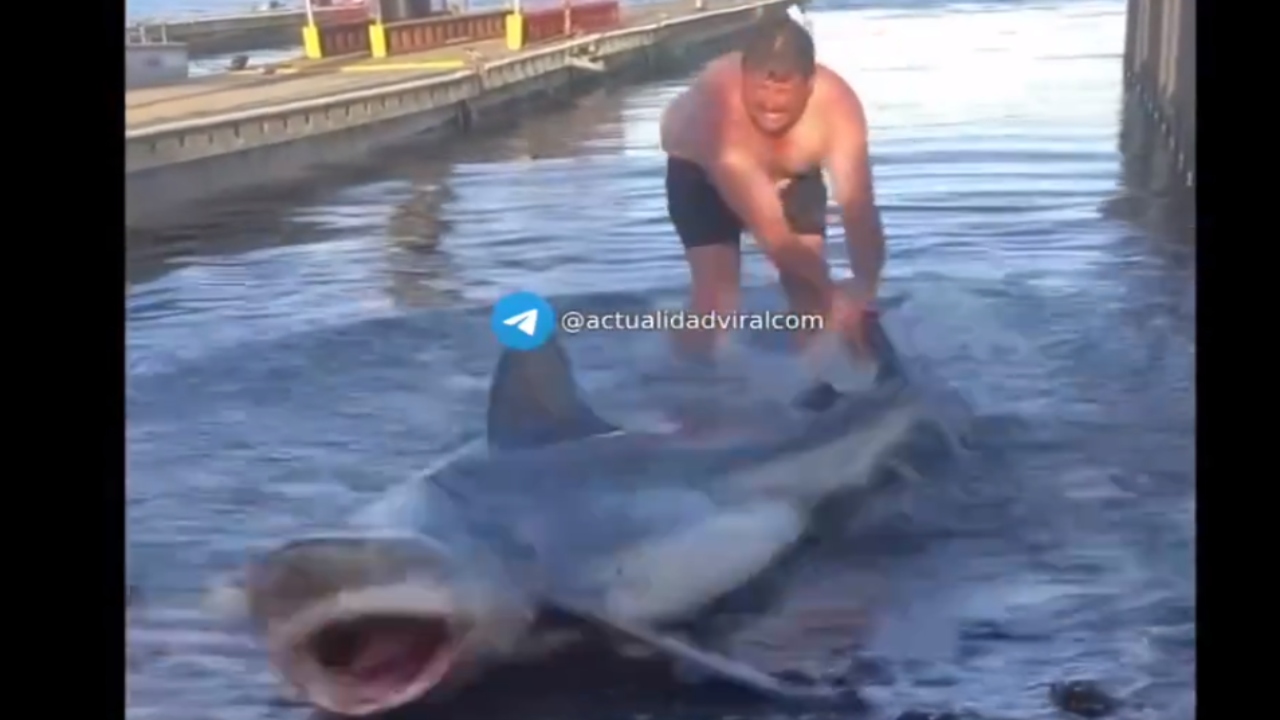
[491,291,556,350]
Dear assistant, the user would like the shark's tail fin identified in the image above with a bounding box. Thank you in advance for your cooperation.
[486,334,620,451]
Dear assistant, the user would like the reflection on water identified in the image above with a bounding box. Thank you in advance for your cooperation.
[126,1,1194,719]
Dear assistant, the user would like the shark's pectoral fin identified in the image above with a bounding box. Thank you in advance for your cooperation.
[548,602,854,706]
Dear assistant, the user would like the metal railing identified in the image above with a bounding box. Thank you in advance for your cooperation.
[125,24,172,44]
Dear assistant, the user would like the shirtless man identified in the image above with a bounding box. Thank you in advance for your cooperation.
[660,12,886,366]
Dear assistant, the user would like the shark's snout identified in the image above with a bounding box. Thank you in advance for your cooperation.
[240,537,508,717]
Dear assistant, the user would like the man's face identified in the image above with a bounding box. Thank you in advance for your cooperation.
[741,70,813,136]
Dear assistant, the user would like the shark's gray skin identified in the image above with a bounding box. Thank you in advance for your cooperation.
[224,318,940,717]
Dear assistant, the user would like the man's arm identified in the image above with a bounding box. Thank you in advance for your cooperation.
[707,152,835,306]
[824,81,886,296]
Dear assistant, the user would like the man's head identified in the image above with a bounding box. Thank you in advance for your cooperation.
[739,13,816,136]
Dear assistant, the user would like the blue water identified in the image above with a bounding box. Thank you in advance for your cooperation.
[125,1,1195,718]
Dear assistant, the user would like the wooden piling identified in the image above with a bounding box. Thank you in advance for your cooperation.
[1120,0,1195,211]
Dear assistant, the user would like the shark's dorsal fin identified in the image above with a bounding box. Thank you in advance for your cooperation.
[486,334,619,451]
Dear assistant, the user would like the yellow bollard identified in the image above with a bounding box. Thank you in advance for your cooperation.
[301,23,322,60]
[368,22,388,59]
[504,12,525,51]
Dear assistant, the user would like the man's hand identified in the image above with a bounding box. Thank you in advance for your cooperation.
[796,283,878,383]
[829,281,878,361]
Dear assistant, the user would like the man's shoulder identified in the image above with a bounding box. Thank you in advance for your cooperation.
[696,52,740,82]
[812,66,866,128]
[675,56,736,110]
[814,64,859,99]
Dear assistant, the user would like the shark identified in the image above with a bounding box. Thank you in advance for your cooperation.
[217,316,949,716]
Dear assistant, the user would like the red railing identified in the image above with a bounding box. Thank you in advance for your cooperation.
[384,9,508,54]
[308,0,372,57]
[305,0,622,58]
[316,21,371,55]
[312,0,372,25]
[524,6,569,43]
[521,0,621,45]
[570,0,620,33]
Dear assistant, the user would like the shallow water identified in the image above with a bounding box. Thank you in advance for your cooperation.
[125,1,1195,718]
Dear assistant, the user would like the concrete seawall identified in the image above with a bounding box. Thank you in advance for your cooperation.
[126,0,786,229]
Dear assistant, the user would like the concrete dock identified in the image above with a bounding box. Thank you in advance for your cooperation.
[126,9,307,57]
[1120,0,1194,213]
[126,0,787,229]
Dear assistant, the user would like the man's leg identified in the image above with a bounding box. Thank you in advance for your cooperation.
[666,156,744,363]
[681,244,741,360]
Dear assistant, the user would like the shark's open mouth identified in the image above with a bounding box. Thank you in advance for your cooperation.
[312,615,451,685]
[288,613,461,716]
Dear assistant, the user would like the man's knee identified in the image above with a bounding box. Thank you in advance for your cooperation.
[677,244,739,360]
[685,245,740,312]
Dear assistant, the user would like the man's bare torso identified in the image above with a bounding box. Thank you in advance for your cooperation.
[661,53,843,181]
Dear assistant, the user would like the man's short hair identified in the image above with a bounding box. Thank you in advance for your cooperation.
[740,11,816,79]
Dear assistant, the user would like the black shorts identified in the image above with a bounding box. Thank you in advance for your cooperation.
[665,156,827,249]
